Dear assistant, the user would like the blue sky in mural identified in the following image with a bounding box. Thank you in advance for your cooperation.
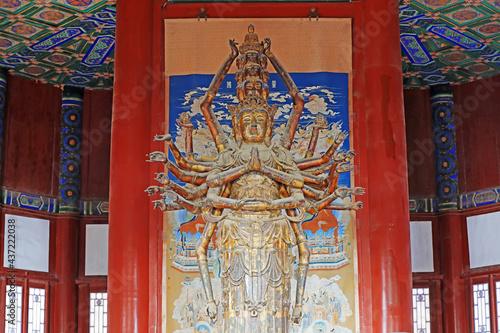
[168,72,356,277]
[168,71,351,189]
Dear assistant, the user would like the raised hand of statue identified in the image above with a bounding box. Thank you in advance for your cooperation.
[153,134,171,142]
[154,172,170,185]
[337,162,355,174]
[153,200,166,211]
[343,150,356,162]
[351,201,363,210]
[145,186,164,196]
[147,151,167,163]
[335,131,348,144]
[263,38,271,56]
[351,187,365,196]
[205,301,218,321]
[229,39,239,58]
[162,190,179,204]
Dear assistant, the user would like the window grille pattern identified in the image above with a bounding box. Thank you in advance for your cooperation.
[496,281,500,333]
[4,285,22,333]
[90,292,108,333]
[412,287,431,333]
[473,283,491,333]
[28,288,45,333]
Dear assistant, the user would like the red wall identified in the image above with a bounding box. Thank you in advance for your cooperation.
[453,74,500,193]
[404,88,436,197]
[0,75,111,332]
[80,89,112,199]
[2,75,62,196]
[1,75,112,200]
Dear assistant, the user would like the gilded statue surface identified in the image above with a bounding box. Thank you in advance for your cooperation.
[147,26,363,333]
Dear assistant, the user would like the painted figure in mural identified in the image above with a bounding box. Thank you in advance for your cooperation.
[146,26,363,332]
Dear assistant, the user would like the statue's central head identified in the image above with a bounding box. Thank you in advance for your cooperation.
[239,108,268,143]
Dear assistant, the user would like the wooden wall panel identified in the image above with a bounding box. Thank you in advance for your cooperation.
[80,89,112,199]
[404,88,436,197]
[453,75,500,193]
[2,75,62,196]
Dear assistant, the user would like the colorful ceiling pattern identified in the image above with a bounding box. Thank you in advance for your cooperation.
[0,1,498,90]
[401,0,500,88]
[0,0,115,90]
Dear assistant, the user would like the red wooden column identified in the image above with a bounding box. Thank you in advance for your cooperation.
[439,213,467,333]
[356,0,413,331]
[52,216,79,332]
[108,0,154,331]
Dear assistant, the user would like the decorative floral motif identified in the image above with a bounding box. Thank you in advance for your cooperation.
[0,0,22,9]
[65,0,92,7]
[39,10,66,21]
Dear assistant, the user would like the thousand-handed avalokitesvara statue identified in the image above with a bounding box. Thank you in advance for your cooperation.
[146,26,363,333]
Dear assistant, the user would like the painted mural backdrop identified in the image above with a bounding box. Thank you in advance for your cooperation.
[164,71,357,333]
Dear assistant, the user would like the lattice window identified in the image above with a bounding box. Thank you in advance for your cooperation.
[497,281,500,333]
[28,287,45,333]
[473,283,491,333]
[412,287,431,333]
[4,285,22,333]
[90,292,108,333]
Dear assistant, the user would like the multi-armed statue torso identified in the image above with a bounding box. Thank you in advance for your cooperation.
[147,26,363,333]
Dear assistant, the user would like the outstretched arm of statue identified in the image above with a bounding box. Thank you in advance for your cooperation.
[305,186,365,214]
[206,164,251,188]
[147,150,209,182]
[304,192,340,215]
[301,184,328,200]
[237,188,305,211]
[300,171,329,187]
[206,186,243,210]
[324,162,355,194]
[165,180,208,200]
[152,200,184,211]
[146,175,208,200]
[145,185,167,196]
[154,134,213,172]
[161,191,204,214]
[170,183,208,201]
[200,40,239,152]
[301,160,335,176]
[195,220,218,321]
[290,215,310,325]
[295,132,350,170]
[325,201,363,211]
[263,38,305,150]
[259,164,305,188]
[165,161,208,186]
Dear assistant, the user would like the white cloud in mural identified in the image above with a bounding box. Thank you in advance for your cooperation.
[189,97,203,116]
[321,89,337,104]
[277,104,292,120]
[300,86,322,96]
[182,91,198,105]
[218,93,239,103]
[269,91,290,103]
[305,94,327,114]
